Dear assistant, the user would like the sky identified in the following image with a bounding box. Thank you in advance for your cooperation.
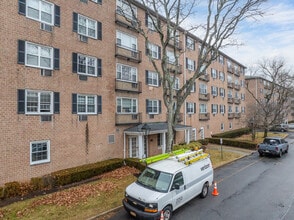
[224,0,294,70]
[180,0,294,71]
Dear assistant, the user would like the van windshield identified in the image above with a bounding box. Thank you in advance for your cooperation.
[137,167,173,192]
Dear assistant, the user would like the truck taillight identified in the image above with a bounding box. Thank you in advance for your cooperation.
[275,147,279,151]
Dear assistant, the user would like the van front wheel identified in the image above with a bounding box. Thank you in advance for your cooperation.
[162,206,172,220]
[200,182,209,198]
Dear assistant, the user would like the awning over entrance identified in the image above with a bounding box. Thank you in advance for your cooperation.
[124,122,192,135]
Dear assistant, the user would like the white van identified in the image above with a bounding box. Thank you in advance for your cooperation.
[123,149,214,220]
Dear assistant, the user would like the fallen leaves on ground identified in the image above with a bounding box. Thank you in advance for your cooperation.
[11,166,139,218]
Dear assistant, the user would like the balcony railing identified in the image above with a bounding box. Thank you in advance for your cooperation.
[234,98,241,104]
[227,66,234,74]
[199,93,210,101]
[168,39,183,50]
[199,74,210,82]
[234,113,241,118]
[234,84,241,90]
[227,82,234,89]
[228,113,234,119]
[115,10,140,32]
[227,97,234,104]
[166,62,183,74]
[115,113,142,125]
[234,70,240,77]
[115,79,142,93]
[115,44,142,63]
[199,113,210,121]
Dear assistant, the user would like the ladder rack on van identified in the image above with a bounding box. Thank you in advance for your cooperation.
[175,149,209,165]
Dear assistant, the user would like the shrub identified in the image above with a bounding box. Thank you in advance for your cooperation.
[124,158,146,172]
[212,128,251,138]
[208,138,256,150]
[4,181,21,198]
[0,186,4,199]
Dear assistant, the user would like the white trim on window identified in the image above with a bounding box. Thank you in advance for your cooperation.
[30,140,50,165]
[116,63,137,82]
[77,94,97,114]
[27,0,54,25]
[147,42,160,59]
[78,14,97,39]
[77,54,97,76]
[25,42,54,70]
[147,71,159,86]
[25,90,53,115]
[116,97,138,114]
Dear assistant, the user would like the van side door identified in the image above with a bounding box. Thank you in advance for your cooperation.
[170,172,186,210]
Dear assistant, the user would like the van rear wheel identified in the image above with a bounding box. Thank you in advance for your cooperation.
[162,206,172,220]
[200,182,209,198]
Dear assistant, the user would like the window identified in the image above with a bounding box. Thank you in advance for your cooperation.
[146,70,159,86]
[117,31,137,51]
[30,140,50,165]
[167,50,176,64]
[219,72,225,81]
[147,42,160,59]
[228,105,233,113]
[229,122,233,129]
[25,90,53,114]
[235,79,239,86]
[72,53,101,77]
[220,105,226,114]
[219,88,225,97]
[190,82,196,93]
[235,92,239,99]
[235,106,239,113]
[212,104,218,114]
[146,13,157,31]
[26,42,53,69]
[221,123,224,130]
[211,68,218,79]
[116,97,137,113]
[199,83,207,94]
[146,99,161,114]
[240,79,245,87]
[228,90,233,98]
[172,172,184,189]
[72,94,102,115]
[117,63,137,82]
[116,0,137,20]
[227,75,233,83]
[199,104,207,113]
[78,14,97,38]
[186,58,195,71]
[241,93,245,100]
[25,0,54,25]
[211,86,218,97]
[219,55,224,65]
[186,102,196,114]
[173,77,180,90]
[241,106,245,113]
[157,134,163,148]
[77,54,97,76]
[186,36,195,50]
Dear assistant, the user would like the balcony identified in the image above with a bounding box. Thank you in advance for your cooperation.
[227,82,234,89]
[199,74,210,82]
[228,113,234,119]
[227,97,234,104]
[199,93,210,101]
[234,113,241,118]
[115,79,142,93]
[167,63,183,74]
[115,44,142,63]
[115,10,140,32]
[199,113,210,121]
[234,84,241,90]
[227,66,234,74]
[115,113,142,125]
[234,70,240,77]
[168,39,183,50]
[234,98,241,104]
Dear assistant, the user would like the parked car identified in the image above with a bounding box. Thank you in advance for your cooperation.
[288,123,294,129]
[257,137,289,157]
[269,124,288,132]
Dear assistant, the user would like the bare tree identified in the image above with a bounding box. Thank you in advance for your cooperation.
[121,0,266,152]
[246,57,294,137]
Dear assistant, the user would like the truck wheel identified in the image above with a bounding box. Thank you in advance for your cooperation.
[285,146,289,153]
[200,182,209,198]
[163,206,172,220]
[278,150,282,158]
[259,152,263,157]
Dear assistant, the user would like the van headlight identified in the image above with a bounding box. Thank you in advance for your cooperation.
[144,203,158,213]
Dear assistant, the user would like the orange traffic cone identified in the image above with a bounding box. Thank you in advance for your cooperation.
[160,210,164,220]
[211,182,219,196]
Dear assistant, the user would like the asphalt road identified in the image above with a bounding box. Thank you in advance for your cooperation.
[106,132,294,220]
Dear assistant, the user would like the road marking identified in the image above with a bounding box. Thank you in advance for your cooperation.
[216,157,263,184]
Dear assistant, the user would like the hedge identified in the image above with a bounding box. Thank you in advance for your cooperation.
[212,127,251,138]
[208,138,257,150]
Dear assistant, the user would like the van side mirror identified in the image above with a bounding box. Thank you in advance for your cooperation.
[172,183,180,190]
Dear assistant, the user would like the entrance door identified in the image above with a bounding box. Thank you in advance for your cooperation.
[129,137,138,158]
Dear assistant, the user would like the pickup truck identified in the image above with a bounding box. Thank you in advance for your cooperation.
[257,137,289,157]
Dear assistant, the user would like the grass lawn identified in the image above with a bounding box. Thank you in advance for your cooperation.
[235,131,287,144]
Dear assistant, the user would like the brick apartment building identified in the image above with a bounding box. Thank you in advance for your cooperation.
[245,76,293,124]
[0,0,247,185]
